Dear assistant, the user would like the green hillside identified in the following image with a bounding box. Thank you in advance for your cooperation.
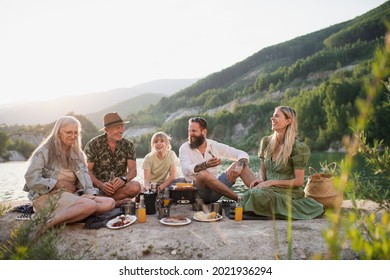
[86,93,166,128]
[128,2,390,156]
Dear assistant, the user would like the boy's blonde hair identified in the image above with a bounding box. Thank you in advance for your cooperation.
[150,131,172,153]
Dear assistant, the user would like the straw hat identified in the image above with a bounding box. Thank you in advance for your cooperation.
[100,112,129,130]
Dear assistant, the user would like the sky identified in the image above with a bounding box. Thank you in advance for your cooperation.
[0,0,387,106]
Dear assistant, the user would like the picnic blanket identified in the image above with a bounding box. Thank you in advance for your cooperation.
[221,200,272,220]
[84,207,122,229]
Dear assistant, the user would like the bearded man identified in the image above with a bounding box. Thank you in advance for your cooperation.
[179,117,256,203]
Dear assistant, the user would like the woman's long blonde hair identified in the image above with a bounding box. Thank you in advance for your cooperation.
[265,106,298,167]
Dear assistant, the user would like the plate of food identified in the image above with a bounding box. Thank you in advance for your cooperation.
[107,214,137,229]
[193,211,223,222]
[160,216,192,226]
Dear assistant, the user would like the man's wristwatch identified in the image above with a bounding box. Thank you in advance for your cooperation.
[120,176,128,183]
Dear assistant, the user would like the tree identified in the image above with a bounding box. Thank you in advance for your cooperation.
[0,131,9,157]
[323,78,360,142]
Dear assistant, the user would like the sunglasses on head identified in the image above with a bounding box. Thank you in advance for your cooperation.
[189,117,208,129]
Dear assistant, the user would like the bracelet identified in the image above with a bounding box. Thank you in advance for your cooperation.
[205,161,208,168]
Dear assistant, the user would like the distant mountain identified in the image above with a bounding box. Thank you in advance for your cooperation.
[85,93,166,128]
[0,78,198,125]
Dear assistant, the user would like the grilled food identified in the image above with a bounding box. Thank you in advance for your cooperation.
[194,211,218,221]
[111,215,132,227]
[164,216,187,223]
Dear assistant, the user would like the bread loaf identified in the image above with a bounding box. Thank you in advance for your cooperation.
[208,211,217,219]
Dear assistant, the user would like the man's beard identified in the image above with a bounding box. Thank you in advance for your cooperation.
[189,134,205,149]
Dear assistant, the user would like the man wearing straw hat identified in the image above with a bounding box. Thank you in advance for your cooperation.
[84,112,141,207]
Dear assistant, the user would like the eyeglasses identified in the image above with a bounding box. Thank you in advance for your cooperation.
[61,130,79,137]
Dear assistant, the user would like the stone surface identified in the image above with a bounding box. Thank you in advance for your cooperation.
[0,199,382,260]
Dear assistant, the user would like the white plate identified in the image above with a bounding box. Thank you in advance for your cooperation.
[107,215,137,229]
[160,217,192,226]
[193,214,223,222]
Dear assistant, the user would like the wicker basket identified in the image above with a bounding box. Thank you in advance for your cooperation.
[304,166,343,209]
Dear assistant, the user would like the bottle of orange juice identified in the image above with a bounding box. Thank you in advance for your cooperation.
[235,196,243,222]
[163,188,170,207]
[138,194,146,223]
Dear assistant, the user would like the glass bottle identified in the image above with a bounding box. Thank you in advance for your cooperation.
[163,188,170,207]
[235,196,243,222]
[138,194,146,223]
[150,182,157,193]
[155,190,161,213]
[109,171,115,182]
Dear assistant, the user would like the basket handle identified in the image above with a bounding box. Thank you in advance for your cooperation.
[326,162,337,173]
[308,166,319,175]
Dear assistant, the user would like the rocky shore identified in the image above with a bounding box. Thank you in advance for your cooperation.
[0,199,382,260]
[0,150,26,162]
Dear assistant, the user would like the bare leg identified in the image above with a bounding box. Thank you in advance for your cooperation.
[111,181,141,207]
[239,166,257,187]
[194,170,238,201]
[226,162,257,187]
[94,196,115,214]
[46,198,97,228]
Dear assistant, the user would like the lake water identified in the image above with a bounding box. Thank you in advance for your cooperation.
[0,152,377,203]
[0,161,29,202]
[0,159,148,203]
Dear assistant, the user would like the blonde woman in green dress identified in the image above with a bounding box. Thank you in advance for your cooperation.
[243,106,325,219]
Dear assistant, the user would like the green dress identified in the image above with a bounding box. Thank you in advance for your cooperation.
[241,136,325,219]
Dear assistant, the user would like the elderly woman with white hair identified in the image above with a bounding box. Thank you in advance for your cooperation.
[243,106,325,219]
[24,116,115,230]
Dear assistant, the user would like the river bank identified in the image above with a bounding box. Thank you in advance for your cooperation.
[0,199,382,260]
